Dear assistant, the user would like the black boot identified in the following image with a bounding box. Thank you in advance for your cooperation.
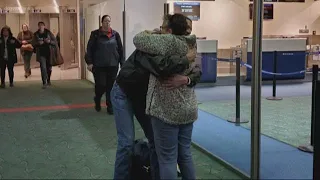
[107,107,113,115]
[106,102,113,115]
[94,97,101,112]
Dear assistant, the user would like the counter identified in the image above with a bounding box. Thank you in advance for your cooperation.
[242,38,307,81]
[196,39,218,83]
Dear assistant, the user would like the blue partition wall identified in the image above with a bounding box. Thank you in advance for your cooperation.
[199,53,217,83]
[245,51,306,81]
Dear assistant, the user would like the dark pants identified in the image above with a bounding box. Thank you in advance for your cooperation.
[39,56,52,84]
[1,60,14,85]
[23,51,33,75]
[93,66,118,110]
[111,83,159,180]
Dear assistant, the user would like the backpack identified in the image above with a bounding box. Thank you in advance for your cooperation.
[131,139,152,180]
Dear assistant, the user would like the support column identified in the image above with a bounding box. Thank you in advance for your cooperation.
[251,0,263,179]
[24,11,30,25]
[59,6,66,70]
[59,6,74,70]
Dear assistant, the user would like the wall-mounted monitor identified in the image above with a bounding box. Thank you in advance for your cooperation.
[174,2,200,21]
[249,0,277,2]
[249,0,305,1]
[278,0,305,2]
[249,3,274,20]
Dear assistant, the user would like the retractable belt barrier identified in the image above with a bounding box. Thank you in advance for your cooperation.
[208,51,319,76]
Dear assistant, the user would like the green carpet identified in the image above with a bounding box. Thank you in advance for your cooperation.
[0,80,242,179]
[198,96,311,147]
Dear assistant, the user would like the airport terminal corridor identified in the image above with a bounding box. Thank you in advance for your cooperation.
[0,80,241,179]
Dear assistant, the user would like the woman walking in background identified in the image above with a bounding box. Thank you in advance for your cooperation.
[0,26,21,88]
[85,15,124,114]
[17,24,34,78]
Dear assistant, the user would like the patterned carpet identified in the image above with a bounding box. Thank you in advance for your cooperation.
[198,96,311,147]
[0,80,241,179]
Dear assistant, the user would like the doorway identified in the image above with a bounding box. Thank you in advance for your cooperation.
[0,11,80,83]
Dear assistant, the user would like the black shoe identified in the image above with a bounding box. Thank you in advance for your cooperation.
[0,84,5,88]
[47,81,51,86]
[10,83,13,87]
[107,108,113,115]
[94,97,101,112]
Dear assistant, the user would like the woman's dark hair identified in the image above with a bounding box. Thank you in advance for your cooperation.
[1,26,13,37]
[101,15,111,22]
[167,13,188,35]
[38,21,45,26]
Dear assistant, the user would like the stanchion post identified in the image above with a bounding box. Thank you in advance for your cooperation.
[236,57,240,123]
[228,57,249,124]
[311,65,318,146]
[266,51,282,100]
[298,65,318,153]
[313,80,320,180]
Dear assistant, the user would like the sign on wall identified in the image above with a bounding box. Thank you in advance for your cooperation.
[174,2,200,21]
[249,3,274,20]
[249,0,277,2]
[278,0,305,2]
[249,0,305,2]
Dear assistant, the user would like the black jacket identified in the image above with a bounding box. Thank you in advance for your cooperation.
[116,50,201,102]
[32,28,57,62]
[86,28,124,67]
[0,36,21,64]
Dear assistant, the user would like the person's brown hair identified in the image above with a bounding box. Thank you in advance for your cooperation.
[22,23,29,30]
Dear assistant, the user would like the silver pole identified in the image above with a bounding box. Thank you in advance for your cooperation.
[251,0,263,179]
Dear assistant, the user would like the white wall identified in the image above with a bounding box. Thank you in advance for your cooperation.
[168,0,320,49]
[124,0,166,58]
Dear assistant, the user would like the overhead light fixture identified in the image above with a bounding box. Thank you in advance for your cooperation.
[16,0,23,13]
[53,0,59,13]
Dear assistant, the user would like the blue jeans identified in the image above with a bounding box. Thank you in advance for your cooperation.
[111,83,159,180]
[39,56,52,84]
[151,117,196,180]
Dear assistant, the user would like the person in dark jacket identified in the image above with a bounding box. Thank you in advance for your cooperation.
[0,26,21,88]
[33,21,57,89]
[111,14,201,180]
[86,14,124,115]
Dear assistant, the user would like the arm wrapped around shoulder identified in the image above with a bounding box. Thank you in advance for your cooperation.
[133,31,188,56]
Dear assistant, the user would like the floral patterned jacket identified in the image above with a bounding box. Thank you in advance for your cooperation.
[133,31,199,125]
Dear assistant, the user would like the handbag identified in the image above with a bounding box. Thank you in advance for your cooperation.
[50,43,64,66]
[21,32,34,52]
[21,44,34,51]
